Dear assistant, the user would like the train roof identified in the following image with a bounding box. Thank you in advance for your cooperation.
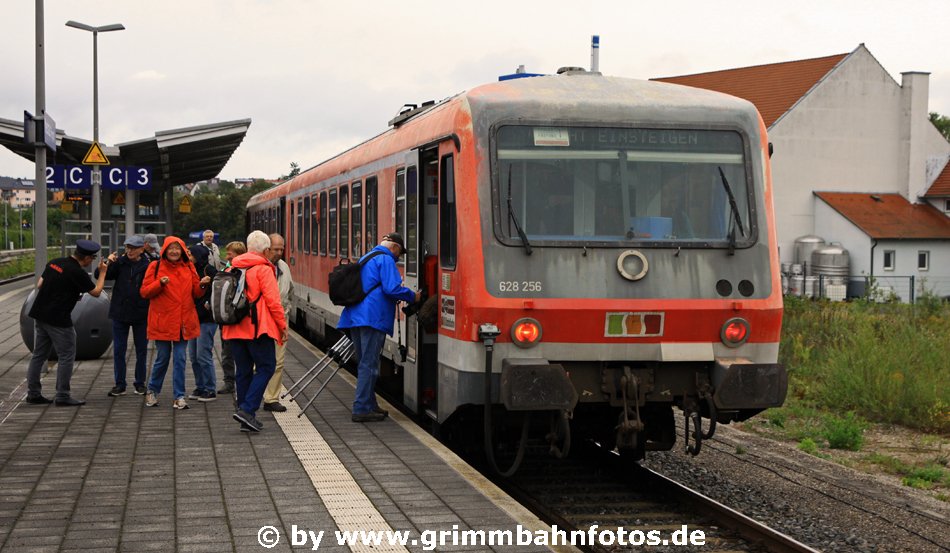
[248,73,763,207]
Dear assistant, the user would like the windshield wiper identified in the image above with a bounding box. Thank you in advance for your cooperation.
[506,165,532,256]
[717,167,745,254]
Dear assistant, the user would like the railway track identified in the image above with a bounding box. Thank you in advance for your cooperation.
[490,443,820,553]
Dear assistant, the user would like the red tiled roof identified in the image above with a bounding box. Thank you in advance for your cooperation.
[653,53,849,128]
[924,163,950,197]
[814,192,950,239]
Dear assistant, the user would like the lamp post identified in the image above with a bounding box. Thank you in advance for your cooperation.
[65,19,124,249]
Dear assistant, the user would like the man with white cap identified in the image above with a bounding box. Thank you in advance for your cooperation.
[26,239,109,406]
[97,235,151,396]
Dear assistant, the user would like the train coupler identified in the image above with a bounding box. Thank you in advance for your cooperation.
[615,367,645,450]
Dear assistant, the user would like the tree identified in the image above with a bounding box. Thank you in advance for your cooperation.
[930,112,950,141]
[281,162,301,180]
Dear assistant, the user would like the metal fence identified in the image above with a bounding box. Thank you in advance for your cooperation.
[784,274,950,303]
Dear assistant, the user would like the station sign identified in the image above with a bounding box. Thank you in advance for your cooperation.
[23,111,57,153]
[46,165,152,190]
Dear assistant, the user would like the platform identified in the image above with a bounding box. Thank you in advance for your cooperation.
[0,279,571,553]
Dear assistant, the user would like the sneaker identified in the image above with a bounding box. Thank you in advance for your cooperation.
[54,397,86,407]
[173,398,190,410]
[232,410,263,432]
[145,392,159,407]
[187,388,201,400]
[108,386,127,397]
[197,391,217,403]
[25,395,53,405]
[217,384,235,395]
[372,407,389,417]
[351,412,387,423]
[262,402,287,412]
[133,384,147,395]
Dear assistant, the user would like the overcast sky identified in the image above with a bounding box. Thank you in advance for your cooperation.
[3,0,949,181]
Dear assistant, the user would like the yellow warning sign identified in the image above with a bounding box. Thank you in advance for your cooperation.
[178,195,192,214]
[113,191,125,205]
[82,141,110,165]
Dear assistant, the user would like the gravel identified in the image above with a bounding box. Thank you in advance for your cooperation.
[640,419,950,553]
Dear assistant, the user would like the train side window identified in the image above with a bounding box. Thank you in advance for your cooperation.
[365,177,378,254]
[310,194,318,256]
[329,188,338,257]
[288,201,295,252]
[395,170,406,266]
[352,181,363,257]
[340,185,350,258]
[296,199,303,252]
[440,154,457,269]
[303,195,311,254]
[319,191,327,256]
[406,166,418,276]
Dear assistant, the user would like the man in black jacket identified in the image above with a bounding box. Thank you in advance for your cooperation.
[99,235,151,396]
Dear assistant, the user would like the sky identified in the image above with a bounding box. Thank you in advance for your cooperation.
[2,0,949,181]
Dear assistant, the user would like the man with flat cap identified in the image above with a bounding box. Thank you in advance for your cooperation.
[26,239,109,406]
[338,233,421,422]
[97,235,151,396]
[143,234,161,262]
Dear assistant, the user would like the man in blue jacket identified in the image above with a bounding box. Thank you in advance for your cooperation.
[338,233,421,422]
[99,235,151,396]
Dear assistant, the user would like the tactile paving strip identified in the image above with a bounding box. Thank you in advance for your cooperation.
[272,386,409,552]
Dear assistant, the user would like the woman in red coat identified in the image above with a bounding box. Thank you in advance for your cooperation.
[141,236,209,409]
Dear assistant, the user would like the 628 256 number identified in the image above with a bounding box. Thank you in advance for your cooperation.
[498,281,543,293]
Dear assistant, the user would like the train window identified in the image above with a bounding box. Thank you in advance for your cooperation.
[352,181,363,258]
[319,191,327,256]
[310,194,318,257]
[296,199,303,252]
[365,177,378,254]
[303,195,311,254]
[440,154,457,269]
[340,185,349,258]
[288,201,295,252]
[406,166,418,276]
[395,170,406,265]
[328,188,337,257]
[494,126,754,248]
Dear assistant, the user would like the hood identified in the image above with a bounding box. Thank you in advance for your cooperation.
[160,235,190,260]
[231,251,274,270]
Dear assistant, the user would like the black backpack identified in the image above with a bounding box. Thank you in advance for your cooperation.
[328,250,385,306]
[210,267,257,326]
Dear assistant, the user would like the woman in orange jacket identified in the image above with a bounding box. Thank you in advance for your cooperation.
[141,236,210,409]
[223,230,287,432]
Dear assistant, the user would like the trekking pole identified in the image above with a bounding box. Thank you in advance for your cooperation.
[297,341,356,417]
[282,336,348,399]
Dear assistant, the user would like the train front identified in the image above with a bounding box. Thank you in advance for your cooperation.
[448,73,786,461]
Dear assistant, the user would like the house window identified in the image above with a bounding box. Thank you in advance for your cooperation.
[883,250,895,271]
[945,199,950,213]
[918,251,929,271]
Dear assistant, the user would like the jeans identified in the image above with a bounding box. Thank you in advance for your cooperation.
[112,319,148,389]
[27,321,77,399]
[220,338,235,386]
[188,322,218,393]
[231,336,276,415]
[148,340,188,399]
[349,326,386,415]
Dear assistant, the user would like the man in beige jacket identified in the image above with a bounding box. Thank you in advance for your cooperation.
[262,233,294,412]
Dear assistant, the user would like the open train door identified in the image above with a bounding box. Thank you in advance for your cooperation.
[395,152,421,412]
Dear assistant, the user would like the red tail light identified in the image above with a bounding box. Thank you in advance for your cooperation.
[721,318,750,347]
[511,318,542,348]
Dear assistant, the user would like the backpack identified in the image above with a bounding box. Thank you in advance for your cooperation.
[328,250,385,306]
[210,267,257,326]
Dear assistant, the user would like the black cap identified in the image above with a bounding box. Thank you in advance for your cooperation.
[74,239,101,257]
[383,233,405,254]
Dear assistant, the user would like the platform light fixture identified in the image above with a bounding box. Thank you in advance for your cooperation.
[65,19,125,250]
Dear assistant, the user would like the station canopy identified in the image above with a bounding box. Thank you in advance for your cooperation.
[0,118,251,188]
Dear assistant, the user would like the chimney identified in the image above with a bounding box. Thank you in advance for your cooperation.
[900,71,930,202]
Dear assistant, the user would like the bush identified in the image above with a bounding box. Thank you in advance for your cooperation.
[822,412,865,450]
[798,437,819,455]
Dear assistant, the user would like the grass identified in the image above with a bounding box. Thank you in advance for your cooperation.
[780,296,950,433]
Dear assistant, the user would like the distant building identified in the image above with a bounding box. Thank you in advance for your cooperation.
[655,44,950,299]
[0,176,36,208]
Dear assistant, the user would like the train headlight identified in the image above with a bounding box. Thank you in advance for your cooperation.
[720,318,750,347]
[511,318,542,348]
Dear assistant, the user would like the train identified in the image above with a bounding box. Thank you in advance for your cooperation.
[247,68,787,473]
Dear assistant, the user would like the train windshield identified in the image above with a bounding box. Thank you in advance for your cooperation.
[495,126,754,247]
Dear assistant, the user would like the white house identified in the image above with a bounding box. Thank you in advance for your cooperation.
[655,44,950,299]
